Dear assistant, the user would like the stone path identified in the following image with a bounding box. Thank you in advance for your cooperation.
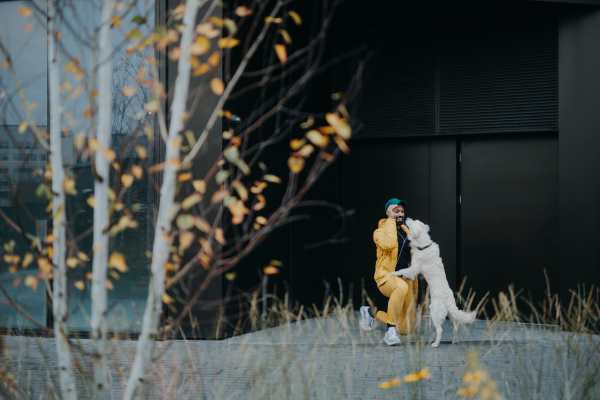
[2,312,600,399]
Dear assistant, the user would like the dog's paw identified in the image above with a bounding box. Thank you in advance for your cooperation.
[452,339,459,344]
[431,342,439,348]
[391,271,403,277]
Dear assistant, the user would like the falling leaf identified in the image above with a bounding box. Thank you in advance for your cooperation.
[18,122,28,134]
[274,44,287,64]
[121,174,134,188]
[263,265,279,275]
[193,63,211,76]
[264,16,283,23]
[182,193,202,210]
[378,378,400,389]
[18,5,32,17]
[235,6,253,17]
[122,86,137,97]
[74,281,85,290]
[191,36,210,55]
[124,28,142,41]
[109,252,127,273]
[306,130,329,148]
[217,37,240,49]
[24,276,38,290]
[24,23,35,32]
[288,156,305,174]
[403,368,432,382]
[263,174,281,184]
[131,15,147,25]
[210,78,225,95]
[288,10,302,25]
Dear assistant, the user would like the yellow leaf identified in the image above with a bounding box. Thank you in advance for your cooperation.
[24,23,35,32]
[102,149,116,163]
[217,37,240,49]
[122,86,137,97]
[182,193,202,210]
[255,216,267,225]
[288,156,305,174]
[83,108,91,119]
[288,10,302,25]
[263,174,281,184]
[144,99,160,113]
[209,16,226,27]
[274,44,287,64]
[210,78,224,95]
[24,276,38,290]
[13,278,21,287]
[264,16,283,24]
[18,5,33,17]
[192,179,206,194]
[196,22,220,39]
[2,60,9,68]
[178,231,195,249]
[111,15,121,28]
[77,252,88,261]
[253,194,266,211]
[279,29,292,45]
[326,113,351,139]
[193,63,211,76]
[457,388,479,396]
[235,6,253,17]
[132,165,143,179]
[109,252,127,273]
[208,51,220,67]
[168,47,182,60]
[298,144,314,158]
[225,272,236,280]
[87,196,95,208]
[18,122,28,133]
[121,174,134,188]
[214,227,226,245]
[74,281,85,290]
[232,181,248,201]
[377,378,400,389]
[224,18,237,35]
[290,138,306,150]
[106,280,114,290]
[263,265,279,275]
[194,217,212,233]
[64,179,77,195]
[191,36,210,55]
[162,293,174,304]
[176,214,195,230]
[228,199,250,225]
[306,130,329,148]
[22,253,34,268]
[66,257,79,268]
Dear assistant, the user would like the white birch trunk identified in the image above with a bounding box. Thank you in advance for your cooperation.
[91,1,114,398]
[122,1,201,398]
[49,1,78,399]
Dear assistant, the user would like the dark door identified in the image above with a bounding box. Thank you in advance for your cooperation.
[343,138,431,312]
[460,135,559,314]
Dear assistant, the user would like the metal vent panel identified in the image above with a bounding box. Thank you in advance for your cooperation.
[439,17,558,134]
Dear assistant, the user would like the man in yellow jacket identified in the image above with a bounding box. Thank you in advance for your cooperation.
[360,198,418,345]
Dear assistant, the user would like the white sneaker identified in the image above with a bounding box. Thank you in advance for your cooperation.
[360,306,375,331]
[384,327,401,346]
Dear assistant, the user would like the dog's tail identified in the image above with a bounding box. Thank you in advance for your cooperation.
[444,298,476,324]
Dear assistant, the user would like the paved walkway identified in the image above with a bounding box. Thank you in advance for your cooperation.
[2,312,600,399]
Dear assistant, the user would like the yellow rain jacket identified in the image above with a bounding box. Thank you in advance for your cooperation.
[373,218,414,286]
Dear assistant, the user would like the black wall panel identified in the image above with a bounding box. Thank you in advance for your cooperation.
[558,9,600,300]
[460,135,559,312]
[439,17,558,134]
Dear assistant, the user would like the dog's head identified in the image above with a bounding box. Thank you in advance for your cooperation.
[408,219,429,240]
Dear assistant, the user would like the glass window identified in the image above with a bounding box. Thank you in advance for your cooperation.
[40,153,46,162]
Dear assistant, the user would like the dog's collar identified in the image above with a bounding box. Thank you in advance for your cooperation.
[417,243,433,251]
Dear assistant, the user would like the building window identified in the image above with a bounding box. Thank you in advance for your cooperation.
[29,154,36,161]
[40,153,47,161]
[13,154,23,161]
[2,154,8,161]
[0,141,8,149]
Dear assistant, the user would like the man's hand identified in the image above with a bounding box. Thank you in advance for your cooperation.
[386,204,400,219]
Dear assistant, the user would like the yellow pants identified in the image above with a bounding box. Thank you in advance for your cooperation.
[375,276,417,335]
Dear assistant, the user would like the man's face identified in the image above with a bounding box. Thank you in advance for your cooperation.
[394,205,405,225]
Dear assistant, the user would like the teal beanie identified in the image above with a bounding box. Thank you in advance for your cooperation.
[384,198,408,212]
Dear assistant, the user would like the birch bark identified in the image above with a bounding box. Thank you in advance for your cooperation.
[122,1,202,398]
[90,0,114,398]
[48,1,78,399]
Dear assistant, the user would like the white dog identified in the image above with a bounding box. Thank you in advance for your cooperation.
[391,219,476,347]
